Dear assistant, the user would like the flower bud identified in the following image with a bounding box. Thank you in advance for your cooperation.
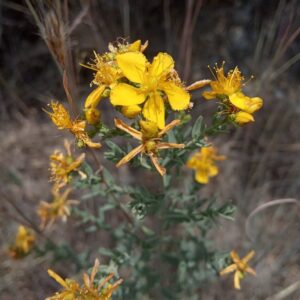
[140,120,159,139]
[234,111,254,124]
[144,140,157,153]
[121,105,142,119]
[85,108,101,125]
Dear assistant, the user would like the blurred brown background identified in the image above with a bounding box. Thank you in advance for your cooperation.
[0,0,300,299]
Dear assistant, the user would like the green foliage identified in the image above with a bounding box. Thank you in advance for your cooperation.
[41,112,235,300]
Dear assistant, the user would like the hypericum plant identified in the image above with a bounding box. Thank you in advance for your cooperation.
[9,39,263,299]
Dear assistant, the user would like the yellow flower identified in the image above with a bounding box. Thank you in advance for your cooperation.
[89,53,121,89]
[115,118,184,176]
[46,101,101,148]
[187,146,226,184]
[203,64,244,99]
[202,64,263,124]
[220,250,256,290]
[110,52,190,129]
[38,188,79,229]
[9,225,35,259]
[84,85,105,125]
[47,259,122,300]
[50,139,85,190]
[82,40,148,120]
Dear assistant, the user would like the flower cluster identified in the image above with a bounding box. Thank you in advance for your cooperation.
[46,259,122,300]
[8,225,35,259]
[203,63,263,124]
[45,40,264,179]
[45,39,213,177]
[35,140,84,228]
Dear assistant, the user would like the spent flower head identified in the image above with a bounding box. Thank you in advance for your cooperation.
[50,139,85,190]
[220,250,256,290]
[46,101,101,148]
[46,259,122,300]
[187,146,226,184]
[115,118,185,176]
[38,187,79,229]
[46,269,81,300]
[9,225,35,259]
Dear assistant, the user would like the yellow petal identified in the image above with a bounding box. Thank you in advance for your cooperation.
[234,271,242,290]
[48,269,68,288]
[229,92,247,110]
[149,153,166,176]
[220,264,237,276]
[121,105,142,119]
[208,165,219,177]
[143,92,165,129]
[116,52,147,83]
[229,92,263,113]
[110,83,146,106]
[90,258,100,283]
[247,97,263,113]
[140,40,149,52]
[149,52,174,78]
[202,91,217,100]
[155,142,185,150]
[158,119,181,137]
[186,79,211,91]
[161,81,190,110]
[114,118,142,140]
[242,250,255,264]
[234,111,254,124]
[18,226,27,237]
[128,40,141,51]
[83,273,90,288]
[186,157,197,169]
[246,267,256,276]
[84,85,105,109]
[116,144,144,167]
[99,273,115,290]
[195,170,209,184]
[230,251,241,264]
[111,278,124,291]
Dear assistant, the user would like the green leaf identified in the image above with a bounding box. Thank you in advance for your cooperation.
[218,203,236,220]
[163,174,172,189]
[192,115,204,140]
[102,167,114,185]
